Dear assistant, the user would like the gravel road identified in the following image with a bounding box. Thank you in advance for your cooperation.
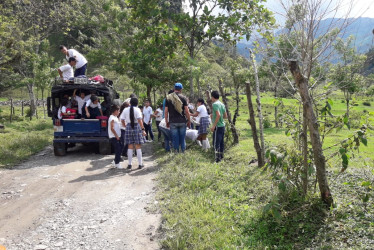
[0,143,160,250]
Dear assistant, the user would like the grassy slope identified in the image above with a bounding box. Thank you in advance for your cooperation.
[0,106,53,167]
[157,93,374,249]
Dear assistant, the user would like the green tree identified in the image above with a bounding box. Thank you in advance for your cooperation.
[175,0,274,97]
[331,36,367,122]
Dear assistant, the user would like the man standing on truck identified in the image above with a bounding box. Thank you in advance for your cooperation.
[59,45,88,77]
[57,57,76,82]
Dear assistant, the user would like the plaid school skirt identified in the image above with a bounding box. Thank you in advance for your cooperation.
[124,123,145,145]
[198,116,210,135]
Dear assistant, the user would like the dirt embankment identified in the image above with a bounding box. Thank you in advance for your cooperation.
[0,143,161,250]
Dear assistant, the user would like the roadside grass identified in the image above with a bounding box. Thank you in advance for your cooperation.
[0,106,53,168]
[156,93,374,249]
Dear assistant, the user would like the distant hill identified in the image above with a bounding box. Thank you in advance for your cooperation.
[237,17,374,59]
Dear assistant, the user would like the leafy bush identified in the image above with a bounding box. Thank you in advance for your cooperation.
[362,101,371,106]
[263,116,272,128]
[366,85,374,96]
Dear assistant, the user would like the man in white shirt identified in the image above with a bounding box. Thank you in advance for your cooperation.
[60,45,88,77]
[143,100,154,142]
[57,57,76,82]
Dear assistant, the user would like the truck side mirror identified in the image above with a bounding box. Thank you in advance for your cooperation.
[47,97,52,117]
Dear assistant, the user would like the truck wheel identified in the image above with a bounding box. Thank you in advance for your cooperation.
[99,140,111,155]
[54,142,67,156]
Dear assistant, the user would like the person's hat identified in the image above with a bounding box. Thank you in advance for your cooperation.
[174,82,183,90]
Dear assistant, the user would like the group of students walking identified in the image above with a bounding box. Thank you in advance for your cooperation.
[108,82,228,169]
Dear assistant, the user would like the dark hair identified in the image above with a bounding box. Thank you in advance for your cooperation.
[130,98,139,129]
[211,90,220,99]
[61,98,68,106]
[90,95,98,102]
[138,105,143,109]
[68,57,76,63]
[120,102,129,115]
[110,105,120,114]
[59,45,66,50]
[159,103,163,108]
[197,98,205,104]
[168,89,174,94]
[130,93,137,98]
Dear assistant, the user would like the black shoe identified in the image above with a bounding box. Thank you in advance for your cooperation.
[127,165,132,170]
[138,165,144,169]
[120,158,124,162]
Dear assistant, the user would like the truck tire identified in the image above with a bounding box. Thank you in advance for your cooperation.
[99,140,111,155]
[54,142,67,156]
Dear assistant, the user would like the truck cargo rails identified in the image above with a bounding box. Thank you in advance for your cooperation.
[47,80,121,156]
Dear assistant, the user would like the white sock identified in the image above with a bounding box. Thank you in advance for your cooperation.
[128,149,133,165]
[136,149,143,165]
[202,140,210,149]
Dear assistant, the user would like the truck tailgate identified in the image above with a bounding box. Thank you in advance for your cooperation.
[63,119,101,134]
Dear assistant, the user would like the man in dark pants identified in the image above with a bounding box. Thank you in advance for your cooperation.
[60,45,88,77]
[210,90,227,163]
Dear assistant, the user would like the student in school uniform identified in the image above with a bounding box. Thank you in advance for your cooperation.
[57,98,69,119]
[143,100,154,142]
[119,101,130,157]
[72,89,91,118]
[83,95,103,119]
[190,98,211,151]
[152,103,163,141]
[60,45,88,77]
[122,98,147,170]
[108,105,123,169]
[57,57,76,83]
[210,91,227,163]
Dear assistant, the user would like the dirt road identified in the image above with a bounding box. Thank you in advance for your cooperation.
[0,143,161,250]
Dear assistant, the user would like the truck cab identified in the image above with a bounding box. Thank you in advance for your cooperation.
[47,80,121,156]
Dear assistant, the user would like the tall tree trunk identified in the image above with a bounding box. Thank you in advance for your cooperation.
[27,83,36,119]
[302,105,308,195]
[197,76,201,99]
[218,78,239,145]
[233,86,240,125]
[146,85,152,102]
[245,81,264,167]
[189,49,194,98]
[274,78,280,128]
[289,60,333,207]
[42,89,46,119]
[249,49,265,162]
[205,90,213,114]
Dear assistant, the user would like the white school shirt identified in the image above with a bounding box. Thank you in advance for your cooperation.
[74,95,91,114]
[85,99,101,109]
[66,49,87,69]
[196,105,209,118]
[108,115,121,139]
[58,106,67,119]
[159,118,169,130]
[143,106,153,124]
[120,106,142,125]
[59,64,73,80]
[155,108,163,121]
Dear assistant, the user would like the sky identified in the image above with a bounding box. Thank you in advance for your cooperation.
[264,0,374,25]
[184,0,374,23]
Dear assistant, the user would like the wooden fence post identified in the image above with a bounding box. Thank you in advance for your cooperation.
[10,98,13,123]
[21,101,24,116]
